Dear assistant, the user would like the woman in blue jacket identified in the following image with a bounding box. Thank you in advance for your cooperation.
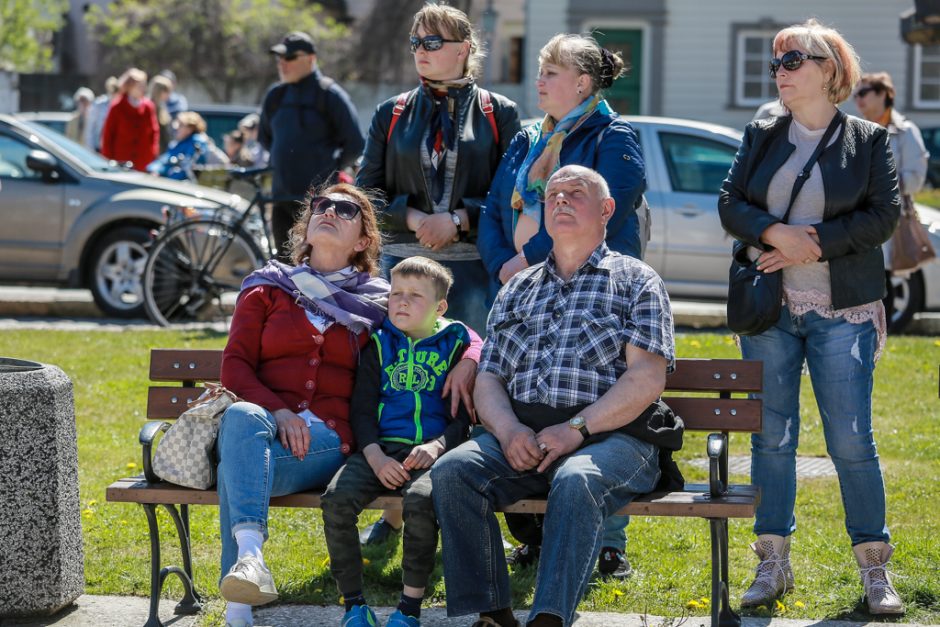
[477,33,647,302]
[147,111,214,181]
[477,32,647,579]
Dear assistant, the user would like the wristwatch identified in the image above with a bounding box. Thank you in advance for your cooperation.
[568,415,591,439]
[448,209,463,241]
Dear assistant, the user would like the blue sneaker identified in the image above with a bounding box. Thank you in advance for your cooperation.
[342,604,378,627]
[386,609,421,627]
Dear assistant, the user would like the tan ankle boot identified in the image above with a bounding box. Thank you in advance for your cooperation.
[740,534,794,607]
[853,542,904,615]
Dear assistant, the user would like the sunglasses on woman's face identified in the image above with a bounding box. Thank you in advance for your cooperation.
[854,86,878,99]
[409,35,460,53]
[768,50,827,78]
[309,196,362,220]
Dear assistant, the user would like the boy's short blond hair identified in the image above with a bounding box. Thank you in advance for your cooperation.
[390,256,454,301]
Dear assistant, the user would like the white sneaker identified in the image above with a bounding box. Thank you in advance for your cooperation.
[220,555,278,606]
[740,534,794,607]
[853,542,904,615]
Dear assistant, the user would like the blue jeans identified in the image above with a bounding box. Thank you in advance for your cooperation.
[431,432,660,626]
[216,402,347,578]
[740,306,889,545]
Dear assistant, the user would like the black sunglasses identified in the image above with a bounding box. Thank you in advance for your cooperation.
[768,50,827,78]
[409,35,461,53]
[854,86,878,98]
[309,196,362,220]
[277,52,306,62]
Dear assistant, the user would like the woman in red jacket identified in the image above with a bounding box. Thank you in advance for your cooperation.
[100,68,159,171]
[215,183,477,627]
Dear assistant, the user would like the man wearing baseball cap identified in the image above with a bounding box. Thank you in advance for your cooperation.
[259,31,365,259]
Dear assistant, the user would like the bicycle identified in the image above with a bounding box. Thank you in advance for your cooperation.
[142,167,278,326]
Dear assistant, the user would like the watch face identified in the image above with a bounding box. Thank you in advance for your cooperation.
[570,416,585,428]
[451,213,461,226]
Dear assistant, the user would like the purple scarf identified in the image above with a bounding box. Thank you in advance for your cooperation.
[241,260,389,334]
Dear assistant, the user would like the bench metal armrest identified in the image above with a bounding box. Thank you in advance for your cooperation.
[139,421,171,483]
[707,433,729,497]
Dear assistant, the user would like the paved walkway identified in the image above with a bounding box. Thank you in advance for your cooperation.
[0,595,924,627]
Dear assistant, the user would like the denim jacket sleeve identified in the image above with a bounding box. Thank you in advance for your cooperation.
[477,131,530,280]
[594,119,645,259]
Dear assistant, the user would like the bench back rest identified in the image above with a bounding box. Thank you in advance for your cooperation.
[147,349,762,434]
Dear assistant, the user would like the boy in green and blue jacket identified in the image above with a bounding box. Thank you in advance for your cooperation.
[321,256,478,627]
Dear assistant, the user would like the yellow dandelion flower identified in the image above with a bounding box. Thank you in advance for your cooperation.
[321,556,331,568]
[126,462,138,470]
[775,599,787,612]
[690,340,702,348]
[795,601,805,609]
[686,600,702,609]
[362,558,371,566]
[338,596,344,605]
[82,509,94,517]
[612,589,624,597]
[88,499,98,507]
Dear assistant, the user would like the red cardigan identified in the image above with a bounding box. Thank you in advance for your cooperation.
[100,94,159,171]
[221,285,368,454]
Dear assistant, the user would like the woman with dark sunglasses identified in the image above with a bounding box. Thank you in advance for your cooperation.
[356,3,520,338]
[213,183,479,627]
[719,19,903,615]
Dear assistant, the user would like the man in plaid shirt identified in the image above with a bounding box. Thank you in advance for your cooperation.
[432,165,678,627]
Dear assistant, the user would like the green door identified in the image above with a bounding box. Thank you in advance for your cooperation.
[593,29,643,115]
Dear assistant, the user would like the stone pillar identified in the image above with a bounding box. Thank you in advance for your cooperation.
[0,358,84,617]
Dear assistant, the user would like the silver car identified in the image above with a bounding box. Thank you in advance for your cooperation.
[0,114,248,317]
[626,115,940,332]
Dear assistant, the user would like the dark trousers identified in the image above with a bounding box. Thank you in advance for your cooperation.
[321,442,438,593]
[271,200,301,261]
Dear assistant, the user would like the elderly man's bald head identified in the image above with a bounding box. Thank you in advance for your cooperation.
[546,165,611,201]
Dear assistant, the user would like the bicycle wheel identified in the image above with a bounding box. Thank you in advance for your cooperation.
[143,218,266,326]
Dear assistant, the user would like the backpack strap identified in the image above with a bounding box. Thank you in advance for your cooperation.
[478,89,499,143]
[386,90,415,143]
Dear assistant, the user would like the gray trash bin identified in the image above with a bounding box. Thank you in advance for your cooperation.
[0,358,84,617]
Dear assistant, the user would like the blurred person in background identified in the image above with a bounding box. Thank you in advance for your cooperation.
[147,111,222,180]
[88,76,119,152]
[224,129,256,168]
[158,69,190,120]
[101,68,159,171]
[149,75,175,153]
[238,113,269,167]
[66,87,94,146]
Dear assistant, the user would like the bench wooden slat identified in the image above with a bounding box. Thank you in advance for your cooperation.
[148,386,762,432]
[666,358,762,392]
[150,349,223,382]
[107,478,757,519]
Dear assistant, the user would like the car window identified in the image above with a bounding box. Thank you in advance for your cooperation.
[658,132,737,194]
[0,134,42,180]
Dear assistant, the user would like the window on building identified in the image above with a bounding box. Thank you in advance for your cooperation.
[914,44,940,108]
[735,30,778,107]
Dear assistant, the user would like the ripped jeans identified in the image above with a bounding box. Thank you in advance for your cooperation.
[740,305,890,545]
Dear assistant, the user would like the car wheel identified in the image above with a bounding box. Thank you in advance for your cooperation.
[884,270,925,333]
[88,225,151,318]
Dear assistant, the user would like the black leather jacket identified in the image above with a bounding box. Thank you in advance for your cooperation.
[719,113,901,310]
[356,82,520,243]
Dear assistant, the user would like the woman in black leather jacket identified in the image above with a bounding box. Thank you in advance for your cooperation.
[718,19,902,615]
[356,4,520,336]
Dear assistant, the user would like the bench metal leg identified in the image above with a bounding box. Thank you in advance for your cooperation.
[709,518,740,627]
[140,503,203,627]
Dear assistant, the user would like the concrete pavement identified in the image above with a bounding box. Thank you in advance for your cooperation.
[1,595,928,627]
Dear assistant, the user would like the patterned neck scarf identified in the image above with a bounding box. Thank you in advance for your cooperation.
[422,75,473,203]
[241,260,389,335]
[511,95,613,224]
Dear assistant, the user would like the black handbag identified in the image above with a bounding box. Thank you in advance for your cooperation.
[727,111,845,336]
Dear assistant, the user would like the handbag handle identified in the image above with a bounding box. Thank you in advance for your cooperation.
[780,110,846,224]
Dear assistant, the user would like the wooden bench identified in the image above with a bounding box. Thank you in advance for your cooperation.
[107,349,762,627]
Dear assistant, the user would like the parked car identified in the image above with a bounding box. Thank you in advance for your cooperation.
[189,104,259,148]
[15,111,71,136]
[522,115,940,332]
[0,114,249,318]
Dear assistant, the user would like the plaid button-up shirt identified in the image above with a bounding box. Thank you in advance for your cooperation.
[480,243,675,408]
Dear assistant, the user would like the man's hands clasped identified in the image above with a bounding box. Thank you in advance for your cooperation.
[496,422,584,473]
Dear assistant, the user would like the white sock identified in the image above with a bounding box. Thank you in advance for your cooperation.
[234,529,265,566]
[225,601,253,625]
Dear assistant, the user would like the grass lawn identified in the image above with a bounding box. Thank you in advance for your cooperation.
[0,329,937,624]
